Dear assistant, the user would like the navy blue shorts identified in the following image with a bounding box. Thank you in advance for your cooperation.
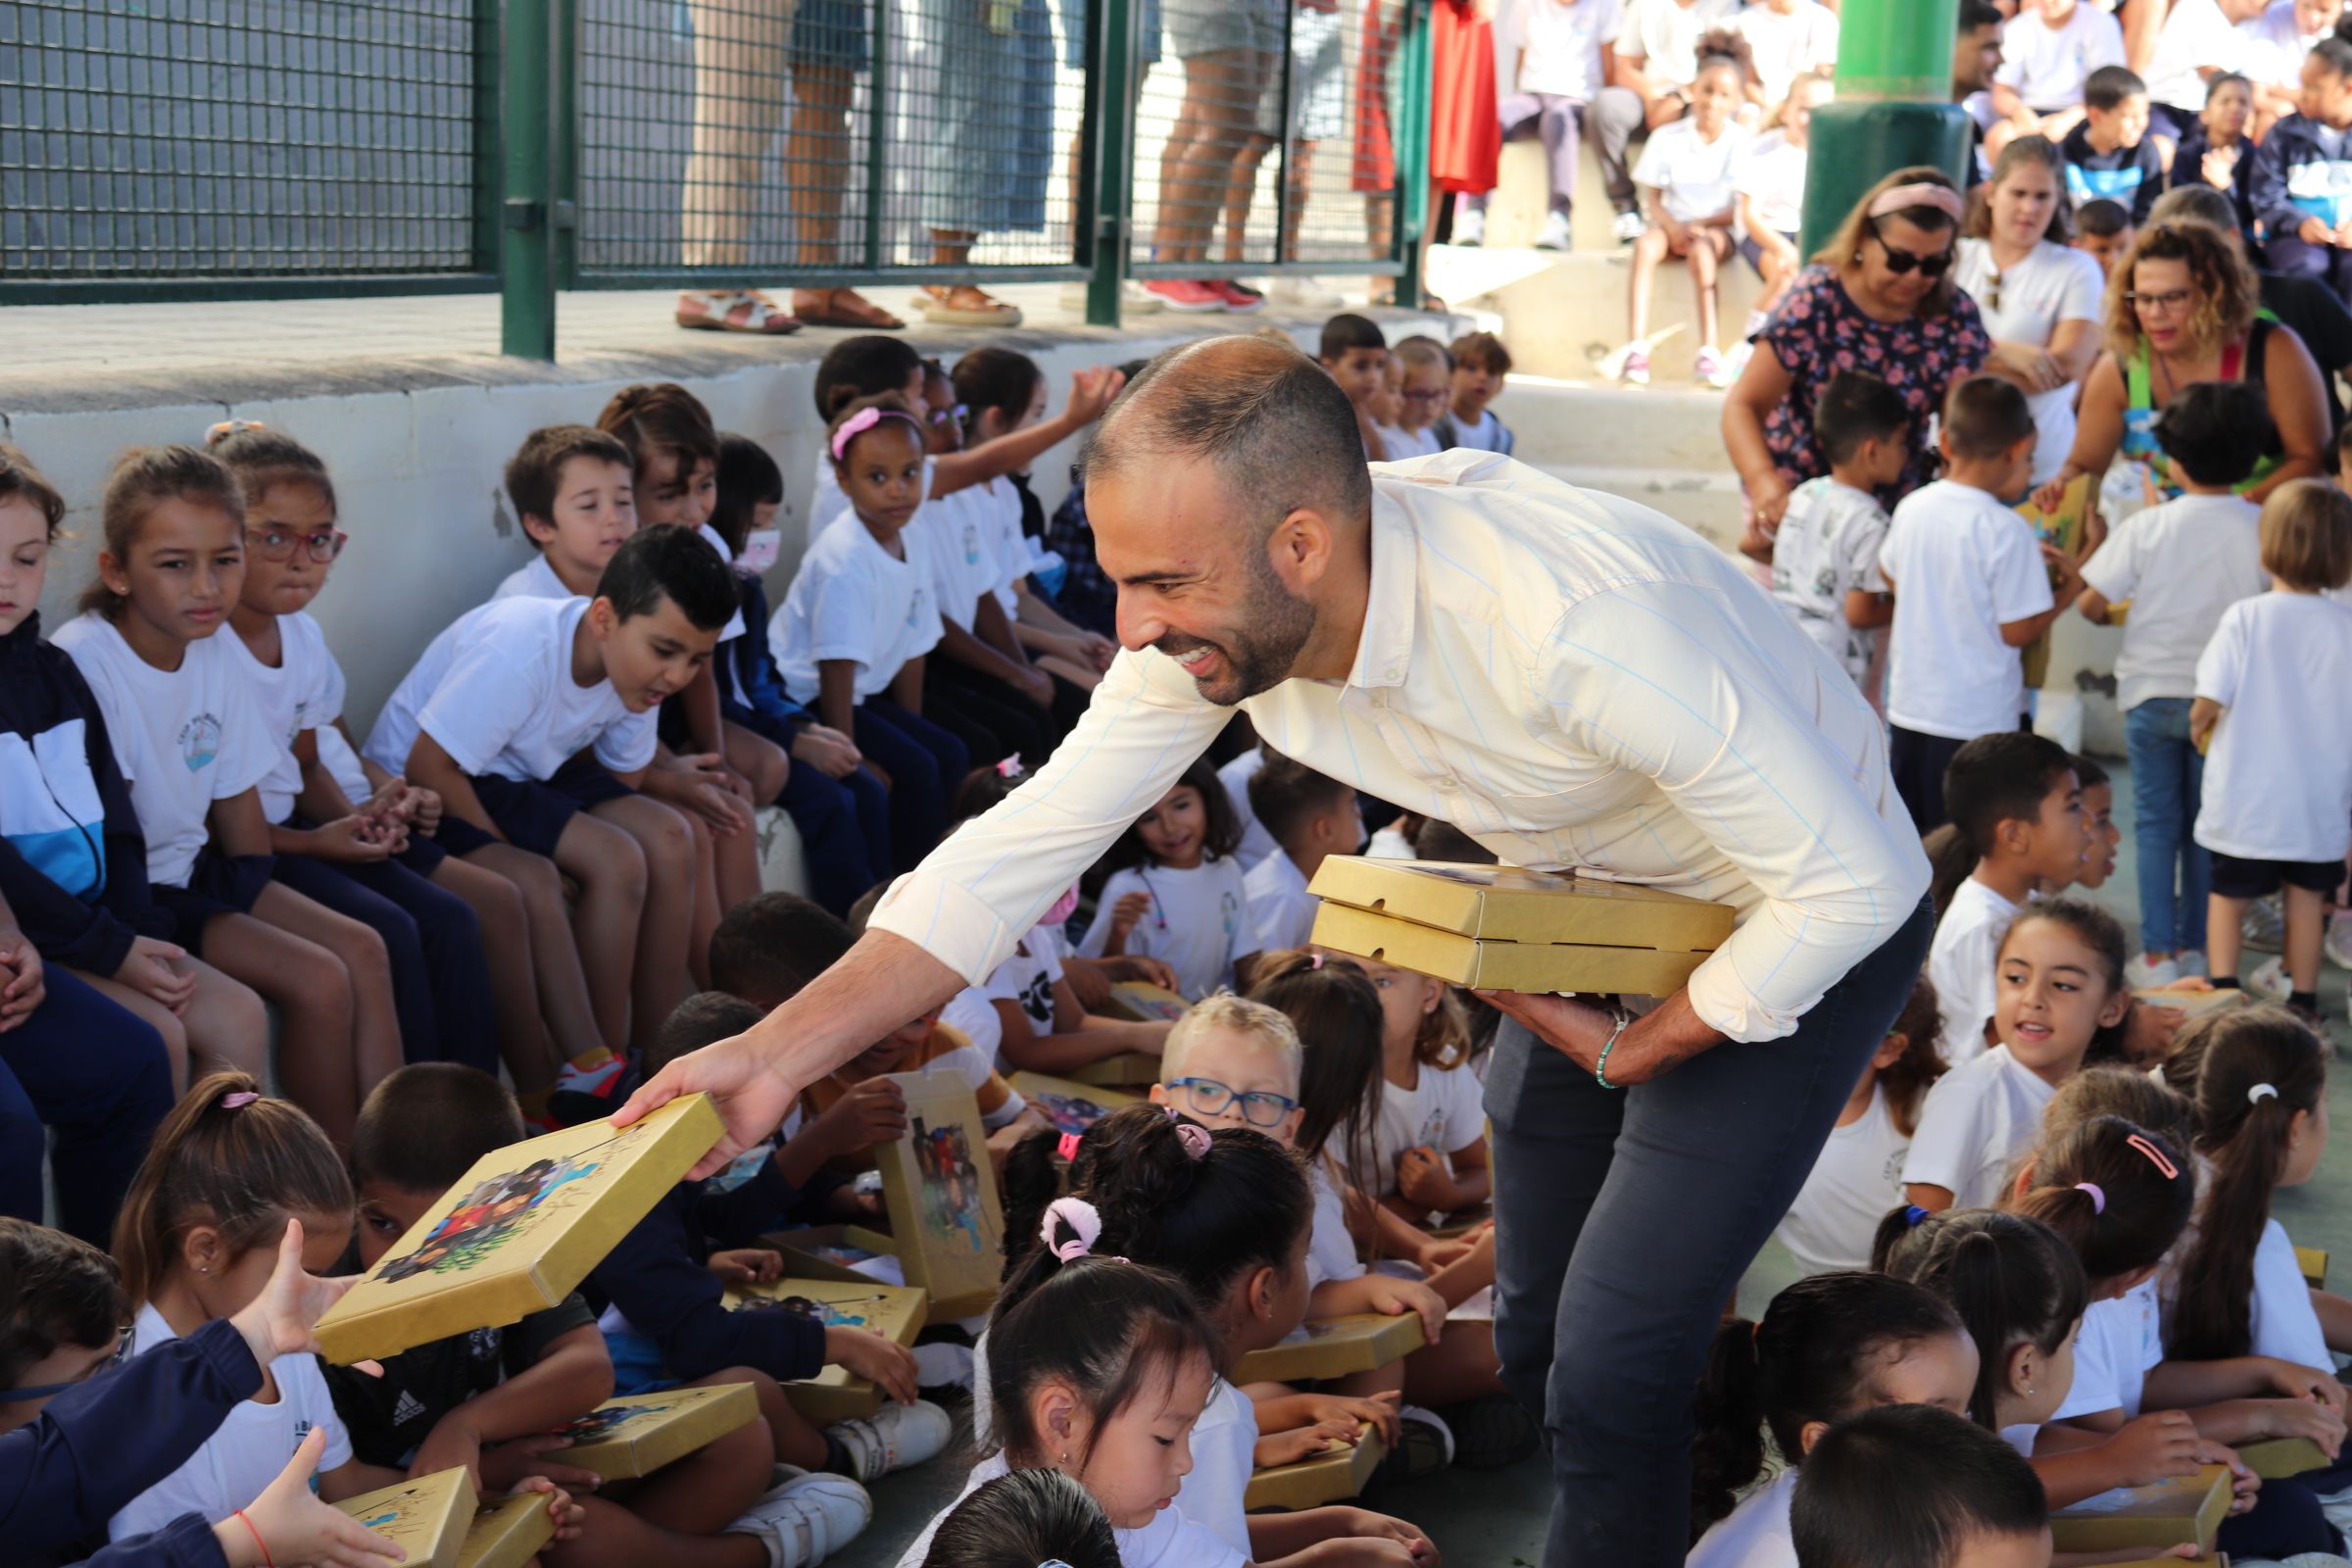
[151,851,275,956]
[438,756,634,858]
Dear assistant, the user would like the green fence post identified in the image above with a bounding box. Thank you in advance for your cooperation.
[1087,0,1139,327]
[500,0,558,360]
[1799,0,1967,257]
[1389,0,1432,311]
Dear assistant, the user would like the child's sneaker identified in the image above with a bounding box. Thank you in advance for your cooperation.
[1373,1404,1456,1486]
[1442,1392,1542,1471]
[549,1049,633,1127]
[2250,955,2291,1003]
[1694,347,1733,389]
[1451,205,1486,246]
[1598,340,1650,386]
[1613,210,1646,245]
[827,1398,953,1481]
[2125,953,2180,989]
[1536,210,1574,251]
[728,1467,871,1568]
[1143,278,1228,313]
[2244,894,2285,953]
[911,1341,976,1393]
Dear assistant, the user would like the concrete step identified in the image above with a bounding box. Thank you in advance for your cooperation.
[1444,246,1768,385]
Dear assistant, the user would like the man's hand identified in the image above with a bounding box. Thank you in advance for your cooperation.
[613,1033,804,1179]
[1477,990,1718,1087]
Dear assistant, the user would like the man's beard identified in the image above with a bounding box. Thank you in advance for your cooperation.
[1154,553,1315,706]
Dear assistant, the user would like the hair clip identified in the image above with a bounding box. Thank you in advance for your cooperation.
[995,755,1023,779]
[1903,1204,1929,1229]
[1040,1561,1074,1568]
[1055,1131,1082,1162]
[1175,1122,1213,1160]
[2125,1133,2180,1180]
[218,1090,260,1109]
[2074,1182,2106,1214]
[1042,1196,1103,1262]
[2248,1083,2279,1105]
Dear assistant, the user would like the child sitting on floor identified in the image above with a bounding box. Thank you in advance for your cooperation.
[1789,1404,2051,1568]
[1077,757,1251,1002]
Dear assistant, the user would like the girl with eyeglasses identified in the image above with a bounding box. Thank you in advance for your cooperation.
[1722,167,1994,556]
[2033,218,2330,543]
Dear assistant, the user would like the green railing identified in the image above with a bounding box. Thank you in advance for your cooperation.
[0,0,1427,357]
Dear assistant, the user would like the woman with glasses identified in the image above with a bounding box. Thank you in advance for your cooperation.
[1722,168,1994,548]
[2032,217,2330,545]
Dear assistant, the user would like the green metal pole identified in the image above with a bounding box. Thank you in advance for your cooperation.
[1798,0,1968,258]
[1086,0,1139,327]
[499,0,557,360]
[1390,0,1432,311]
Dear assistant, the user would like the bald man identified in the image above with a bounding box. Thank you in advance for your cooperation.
[619,335,1933,1567]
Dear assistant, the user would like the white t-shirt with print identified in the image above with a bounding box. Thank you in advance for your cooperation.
[2055,1281,2164,1421]
[53,615,279,890]
[892,1450,1247,1568]
[1633,118,1754,224]
[982,922,1069,1052]
[1364,1060,1486,1200]
[1735,1,1838,111]
[1769,477,1889,690]
[363,597,658,785]
[941,986,1004,1065]
[1928,877,2023,1066]
[1688,1466,1797,1568]
[1994,2,2127,111]
[769,514,947,707]
[1176,1378,1257,1559]
[1502,0,1623,101]
[1879,480,2054,742]
[493,553,574,603]
[2195,593,2352,862]
[1245,852,1318,957]
[1218,748,1281,872]
[219,612,347,826]
[1735,129,1811,239]
[1306,1158,1367,1293]
[1954,239,2108,486]
[2080,493,2268,712]
[109,1302,356,1542]
[1776,1085,1913,1276]
[2240,0,2325,88]
[1903,1046,2058,1209]
[1614,0,1739,87]
[1076,858,1250,1000]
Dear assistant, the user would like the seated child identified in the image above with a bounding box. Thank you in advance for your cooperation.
[367,525,737,1055]
[1988,0,2125,157]
[916,1468,1117,1568]
[1077,757,1252,1002]
[1611,54,1753,389]
[1435,332,1514,454]
[2252,35,2352,305]
[1788,1403,2050,1568]
[1733,76,1829,357]
[1906,900,2131,1211]
[2167,72,2259,235]
[1688,1273,1977,1567]
[1926,733,2089,1061]
[1344,953,1488,1223]
[2067,754,2122,897]
[2061,67,2164,225]
[1367,351,1410,464]
[1761,369,1909,695]
[1242,756,1359,963]
[1320,315,1393,461]
[588,996,950,1490]
[2071,197,2135,278]
[1388,337,1451,461]
[492,424,637,603]
[57,447,401,1146]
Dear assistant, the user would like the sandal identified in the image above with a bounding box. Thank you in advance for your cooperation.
[792,287,906,330]
[675,289,802,334]
[913,284,1025,328]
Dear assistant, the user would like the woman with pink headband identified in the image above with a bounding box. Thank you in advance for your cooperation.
[1722,167,1993,540]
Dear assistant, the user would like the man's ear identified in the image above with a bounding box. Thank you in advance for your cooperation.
[1269,506,1337,590]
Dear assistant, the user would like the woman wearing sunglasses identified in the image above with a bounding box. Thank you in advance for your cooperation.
[1722,167,1993,542]
[2032,217,2330,542]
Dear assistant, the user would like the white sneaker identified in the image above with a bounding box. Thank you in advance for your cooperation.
[1536,211,1574,251]
[1613,210,1646,244]
[2244,894,2285,953]
[1597,339,1651,386]
[1452,206,1486,246]
[2327,917,2352,972]
[1057,280,1165,315]
[2126,953,2180,989]
[728,1468,872,1568]
[827,1398,953,1482]
[1270,276,1346,308]
[1694,347,1734,390]
[2251,955,2292,1003]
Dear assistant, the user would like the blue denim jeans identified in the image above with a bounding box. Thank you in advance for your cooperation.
[1486,897,1936,1567]
[2126,697,2208,954]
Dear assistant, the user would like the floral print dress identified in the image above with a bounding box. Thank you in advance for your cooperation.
[1758,265,1994,509]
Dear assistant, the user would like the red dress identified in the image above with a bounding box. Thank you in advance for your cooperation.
[1352,0,1398,194]
[1429,0,1499,195]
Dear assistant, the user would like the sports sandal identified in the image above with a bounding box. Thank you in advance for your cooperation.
[913,285,1025,327]
[676,289,803,334]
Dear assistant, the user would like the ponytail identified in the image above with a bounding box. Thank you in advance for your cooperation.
[1879,974,1948,1137]
[1923,824,1978,922]
[1876,1207,2087,1430]
[2008,1116,2193,1288]
[2161,1006,2327,1360]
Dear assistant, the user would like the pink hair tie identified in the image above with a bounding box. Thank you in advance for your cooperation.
[1055,1131,1082,1162]
[1866,181,1965,221]
[2126,1133,2180,1180]
[1041,1196,1103,1262]
[995,756,1023,780]
[828,406,918,461]
[1308,952,1324,970]
[219,1091,260,1109]
[1164,1107,1213,1160]
[2074,1183,2106,1214]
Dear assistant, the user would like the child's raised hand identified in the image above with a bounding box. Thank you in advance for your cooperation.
[1395,1147,1454,1211]
[2260,1356,2348,1412]
[217,1427,405,1568]
[824,1325,920,1405]
[814,1074,908,1156]
[1362,1274,1447,1347]
[707,1247,786,1286]
[1107,891,1153,944]
[228,1218,374,1371]
[504,1476,587,1542]
[1064,367,1128,426]
[116,936,198,1014]
[2103,1409,2203,1487]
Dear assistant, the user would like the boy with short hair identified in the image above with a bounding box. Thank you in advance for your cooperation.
[2069,753,2122,893]
[1876,375,2080,833]
[1390,336,1453,461]
[366,526,737,1056]
[2076,380,2274,984]
[1321,314,1393,460]
[1928,732,2089,1062]
[1436,332,1516,454]
[495,425,639,602]
[1242,755,1360,958]
[329,1064,814,1568]
[2071,198,2136,277]
[1762,369,1910,696]
[2252,34,2352,304]
[2062,66,2166,224]
[1791,1404,2052,1568]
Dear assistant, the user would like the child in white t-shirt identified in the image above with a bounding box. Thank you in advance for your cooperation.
[1777,975,1945,1277]
[983,897,1175,1076]
[1612,56,1753,389]
[1876,375,2076,835]
[1217,746,1282,872]
[1762,368,1908,696]
[1990,0,2127,151]
[1734,0,1837,116]
[1906,900,2131,1211]
[491,424,638,603]
[1078,757,1251,1001]
[1240,756,1360,968]
[2192,481,2352,1024]
[1345,954,1490,1222]
[1926,733,2090,1062]
[1732,75,1830,351]
[1389,336,1453,460]
[54,447,399,1148]
[2077,382,2273,982]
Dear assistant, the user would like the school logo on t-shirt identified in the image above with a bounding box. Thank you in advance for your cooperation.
[178,713,222,772]
[1219,890,1239,941]
[961,522,981,564]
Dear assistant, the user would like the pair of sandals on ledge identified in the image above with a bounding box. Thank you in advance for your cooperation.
[676,284,1021,333]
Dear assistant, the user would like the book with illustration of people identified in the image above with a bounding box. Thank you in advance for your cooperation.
[335,1467,477,1568]
[724,1275,930,1421]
